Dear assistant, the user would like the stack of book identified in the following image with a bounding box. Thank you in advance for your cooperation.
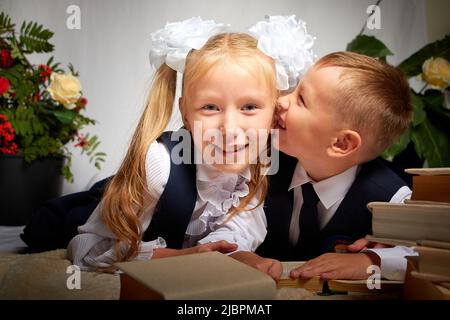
[366,167,450,300]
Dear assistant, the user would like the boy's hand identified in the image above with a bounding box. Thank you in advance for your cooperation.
[347,238,391,252]
[230,251,282,281]
[289,252,378,280]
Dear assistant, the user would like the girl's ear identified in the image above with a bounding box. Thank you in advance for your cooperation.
[327,130,361,158]
[179,96,190,130]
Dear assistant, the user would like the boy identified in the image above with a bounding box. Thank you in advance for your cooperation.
[233,51,415,281]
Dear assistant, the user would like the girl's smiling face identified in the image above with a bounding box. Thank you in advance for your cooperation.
[180,62,276,173]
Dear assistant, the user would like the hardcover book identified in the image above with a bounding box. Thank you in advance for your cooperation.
[367,201,450,242]
[115,251,277,300]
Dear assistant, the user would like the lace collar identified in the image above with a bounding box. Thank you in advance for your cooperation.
[196,164,251,212]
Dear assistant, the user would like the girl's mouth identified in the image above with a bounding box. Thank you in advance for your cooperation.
[213,143,249,157]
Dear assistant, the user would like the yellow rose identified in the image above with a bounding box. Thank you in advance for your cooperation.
[46,73,82,109]
[422,57,450,89]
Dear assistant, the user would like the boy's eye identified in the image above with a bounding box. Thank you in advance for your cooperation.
[202,104,219,111]
[242,104,258,112]
[298,94,305,107]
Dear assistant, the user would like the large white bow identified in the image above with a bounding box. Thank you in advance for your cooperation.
[249,15,316,90]
[149,17,228,73]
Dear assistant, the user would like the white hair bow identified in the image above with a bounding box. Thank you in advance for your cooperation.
[249,15,316,90]
[149,17,229,73]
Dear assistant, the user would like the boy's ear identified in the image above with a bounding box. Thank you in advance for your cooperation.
[179,96,190,130]
[327,130,361,158]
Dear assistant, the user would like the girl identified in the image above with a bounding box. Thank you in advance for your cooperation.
[67,22,282,276]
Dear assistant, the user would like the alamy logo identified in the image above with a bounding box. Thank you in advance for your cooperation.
[66,5,81,30]
[366,265,381,289]
[366,5,381,30]
[167,124,280,175]
[66,265,81,290]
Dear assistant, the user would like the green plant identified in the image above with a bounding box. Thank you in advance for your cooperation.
[346,9,450,167]
[0,12,105,182]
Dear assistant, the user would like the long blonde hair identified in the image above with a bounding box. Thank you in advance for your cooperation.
[102,33,278,261]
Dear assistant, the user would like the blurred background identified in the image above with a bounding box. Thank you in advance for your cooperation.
[1,0,449,195]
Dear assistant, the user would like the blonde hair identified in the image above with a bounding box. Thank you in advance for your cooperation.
[315,51,412,160]
[101,33,277,261]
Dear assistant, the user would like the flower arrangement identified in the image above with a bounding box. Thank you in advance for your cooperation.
[0,12,105,182]
[346,11,450,167]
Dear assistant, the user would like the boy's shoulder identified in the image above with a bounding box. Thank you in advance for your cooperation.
[355,157,409,195]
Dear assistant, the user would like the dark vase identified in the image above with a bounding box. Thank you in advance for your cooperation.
[0,155,63,226]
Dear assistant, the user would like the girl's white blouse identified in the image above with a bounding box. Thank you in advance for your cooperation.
[67,140,267,270]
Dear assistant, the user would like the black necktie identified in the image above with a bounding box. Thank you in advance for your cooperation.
[297,182,320,256]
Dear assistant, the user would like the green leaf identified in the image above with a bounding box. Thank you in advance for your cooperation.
[397,35,450,78]
[0,12,14,35]
[51,109,77,124]
[346,35,393,58]
[411,92,426,127]
[19,20,54,53]
[62,164,74,183]
[421,89,445,108]
[382,127,411,161]
[411,118,450,167]
[0,64,25,87]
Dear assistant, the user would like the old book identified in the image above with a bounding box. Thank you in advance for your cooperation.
[278,261,403,294]
[365,235,417,247]
[405,167,450,203]
[114,251,277,300]
[365,235,450,250]
[413,246,450,279]
[367,202,450,242]
[403,256,450,300]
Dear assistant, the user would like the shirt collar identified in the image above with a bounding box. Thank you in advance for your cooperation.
[289,162,359,210]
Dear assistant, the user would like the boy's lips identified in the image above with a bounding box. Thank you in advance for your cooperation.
[275,119,286,130]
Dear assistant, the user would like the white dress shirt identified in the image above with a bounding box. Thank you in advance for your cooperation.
[67,140,267,271]
[288,162,417,280]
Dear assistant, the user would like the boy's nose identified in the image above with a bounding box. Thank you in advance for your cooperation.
[277,95,290,111]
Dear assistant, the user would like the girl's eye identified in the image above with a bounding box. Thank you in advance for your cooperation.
[242,104,258,112]
[202,104,219,111]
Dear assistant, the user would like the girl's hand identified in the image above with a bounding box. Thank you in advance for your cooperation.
[188,240,238,254]
[152,240,238,259]
[230,251,282,281]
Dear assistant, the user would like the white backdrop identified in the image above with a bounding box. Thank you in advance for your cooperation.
[1,0,428,194]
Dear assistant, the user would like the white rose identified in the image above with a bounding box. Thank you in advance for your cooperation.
[46,73,82,109]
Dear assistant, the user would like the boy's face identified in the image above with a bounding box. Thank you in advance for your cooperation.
[276,66,343,161]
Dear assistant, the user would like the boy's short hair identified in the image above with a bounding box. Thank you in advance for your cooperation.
[315,51,413,161]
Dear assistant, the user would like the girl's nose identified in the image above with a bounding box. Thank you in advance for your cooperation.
[220,110,240,132]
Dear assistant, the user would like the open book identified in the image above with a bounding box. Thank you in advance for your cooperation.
[278,261,403,294]
[115,251,277,300]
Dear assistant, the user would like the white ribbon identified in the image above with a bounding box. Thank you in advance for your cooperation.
[249,15,316,90]
[149,17,229,73]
